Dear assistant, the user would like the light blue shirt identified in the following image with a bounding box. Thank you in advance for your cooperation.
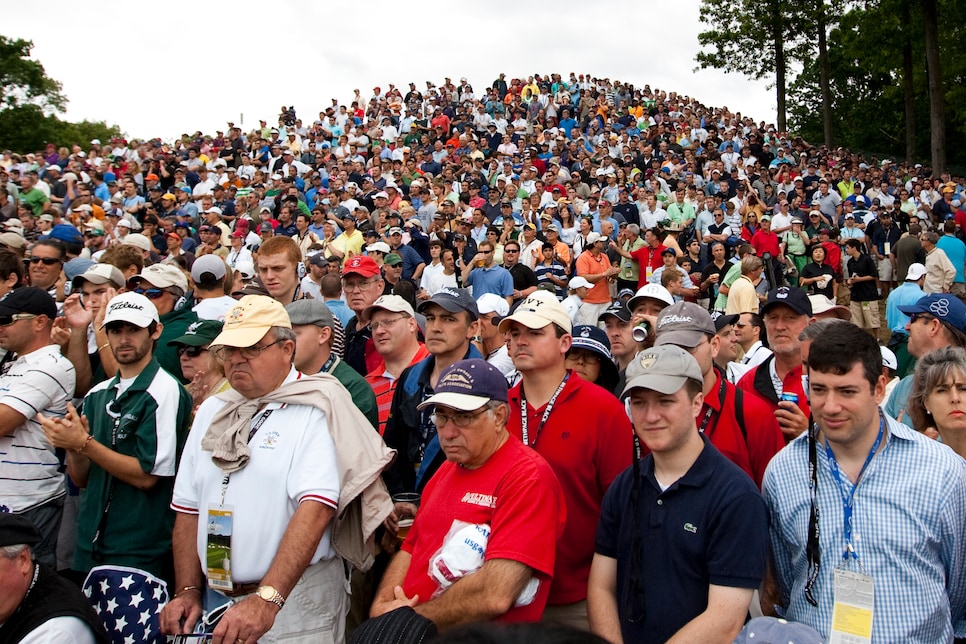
[937,235,966,283]
[885,281,925,333]
[764,415,966,642]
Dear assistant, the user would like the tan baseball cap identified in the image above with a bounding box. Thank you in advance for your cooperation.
[498,290,572,333]
[211,295,292,348]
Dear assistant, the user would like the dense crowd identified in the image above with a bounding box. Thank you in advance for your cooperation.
[1,72,966,644]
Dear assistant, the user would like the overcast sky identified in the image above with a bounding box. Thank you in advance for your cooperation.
[5,0,776,142]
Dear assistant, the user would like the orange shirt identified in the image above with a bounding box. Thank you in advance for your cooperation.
[575,250,613,304]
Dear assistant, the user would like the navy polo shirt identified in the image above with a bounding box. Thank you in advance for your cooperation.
[595,435,768,644]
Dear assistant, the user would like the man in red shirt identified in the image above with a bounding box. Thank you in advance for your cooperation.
[737,287,812,442]
[654,302,784,488]
[499,291,633,629]
[614,227,666,289]
[370,359,565,627]
[750,215,784,287]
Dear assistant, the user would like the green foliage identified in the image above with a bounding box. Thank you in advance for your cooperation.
[0,34,124,153]
[0,36,65,113]
[786,0,966,167]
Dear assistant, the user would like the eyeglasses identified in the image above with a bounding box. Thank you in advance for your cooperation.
[0,313,37,326]
[566,351,601,365]
[133,288,168,300]
[430,407,489,428]
[910,313,936,325]
[504,249,519,254]
[28,257,61,265]
[177,346,208,358]
[210,340,282,362]
[370,315,409,331]
[342,278,381,292]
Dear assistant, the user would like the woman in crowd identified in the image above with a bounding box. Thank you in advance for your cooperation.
[907,347,966,457]
[798,243,836,300]
[565,325,620,394]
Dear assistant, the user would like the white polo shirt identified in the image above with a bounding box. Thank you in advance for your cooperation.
[171,368,340,583]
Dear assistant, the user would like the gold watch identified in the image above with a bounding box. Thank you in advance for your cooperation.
[256,585,285,609]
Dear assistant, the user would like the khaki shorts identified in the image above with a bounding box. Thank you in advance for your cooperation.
[850,299,880,332]
[876,256,895,281]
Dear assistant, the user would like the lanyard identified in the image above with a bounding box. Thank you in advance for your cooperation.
[824,411,885,561]
[220,409,275,505]
[697,375,726,436]
[520,373,569,448]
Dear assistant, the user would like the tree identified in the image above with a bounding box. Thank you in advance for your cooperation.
[695,0,805,132]
[0,36,65,113]
[0,35,123,152]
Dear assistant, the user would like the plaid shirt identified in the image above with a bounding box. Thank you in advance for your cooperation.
[764,414,966,642]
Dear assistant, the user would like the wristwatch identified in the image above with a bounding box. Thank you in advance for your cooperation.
[256,585,286,609]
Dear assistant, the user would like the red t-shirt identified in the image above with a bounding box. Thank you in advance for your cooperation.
[751,230,781,257]
[401,438,565,622]
[737,358,810,443]
[507,373,634,604]
[629,244,667,289]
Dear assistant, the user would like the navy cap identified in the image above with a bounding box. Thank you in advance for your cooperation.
[0,513,41,547]
[761,287,812,318]
[0,287,57,319]
[598,300,632,323]
[417,359,508,411]
[899,294,966,334]
[417,287,479,320]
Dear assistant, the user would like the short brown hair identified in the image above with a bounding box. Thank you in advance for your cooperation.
[258,236,301,267]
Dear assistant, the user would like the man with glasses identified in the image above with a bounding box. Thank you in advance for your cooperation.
[40,292,191,587]
[589,345,767,643]
[163,295,392,643]
[343,255,386,375]
[763,321,966,641]
[371,359,565,627]
[0,288,75,568]
[27,239,65,299]
[127,263,199,383]
[462,240,513,304]
[885,294,966,423]
[285,299,377,429]
[501,240,539,303]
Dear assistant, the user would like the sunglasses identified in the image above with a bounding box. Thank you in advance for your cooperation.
[177,345,208,358]
[28,257,61,265]
[133,288,168,300]
[0,313,38,326]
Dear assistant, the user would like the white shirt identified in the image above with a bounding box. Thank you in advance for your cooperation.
[192,295,236,322]
[171,368,341,583]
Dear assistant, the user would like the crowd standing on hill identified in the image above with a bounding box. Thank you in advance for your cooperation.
[1,72,966,643]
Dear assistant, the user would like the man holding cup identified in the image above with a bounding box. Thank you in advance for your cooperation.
[371,359,565,628]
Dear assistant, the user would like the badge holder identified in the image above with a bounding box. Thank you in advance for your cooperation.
[206,505,234,592]
[830,550,874,644]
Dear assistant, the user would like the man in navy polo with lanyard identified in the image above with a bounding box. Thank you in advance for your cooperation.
[501,290,632,630]
[763,321,966,641]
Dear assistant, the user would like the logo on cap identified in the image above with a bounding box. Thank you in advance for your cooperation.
[639,353,658,370]
[658,314,693,329]
[186,321,203,335]
[108,301,144,314]
[439,368,474,389]
[438,287,461,298]
[580,327,590,337]
[930,298,950,317]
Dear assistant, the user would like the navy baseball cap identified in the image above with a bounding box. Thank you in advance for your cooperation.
[417,287,479,320]
[899,294,966,334]
[761,287,812,317]
[417,359,508,411]
[598,300,632,323]
[0,287,57,319]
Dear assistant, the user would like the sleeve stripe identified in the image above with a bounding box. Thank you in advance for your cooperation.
[298,494,338,509]
[170,503,199,514]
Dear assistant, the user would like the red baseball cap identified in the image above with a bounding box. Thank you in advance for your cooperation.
[342,255,381,279]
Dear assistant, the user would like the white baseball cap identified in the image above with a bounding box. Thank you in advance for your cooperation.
[476,293,510,317]
[100,292,159,329]
[568,276,593,290]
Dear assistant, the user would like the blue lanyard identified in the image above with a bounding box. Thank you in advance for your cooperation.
[824,412,885,561]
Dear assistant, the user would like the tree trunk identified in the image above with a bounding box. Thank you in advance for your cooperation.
[920,0,945,174]
[901,2,916,163]
[772,2,787,132]
[817,9,833,147]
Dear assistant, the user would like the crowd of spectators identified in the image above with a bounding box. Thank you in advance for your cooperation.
[1,71,966,643]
